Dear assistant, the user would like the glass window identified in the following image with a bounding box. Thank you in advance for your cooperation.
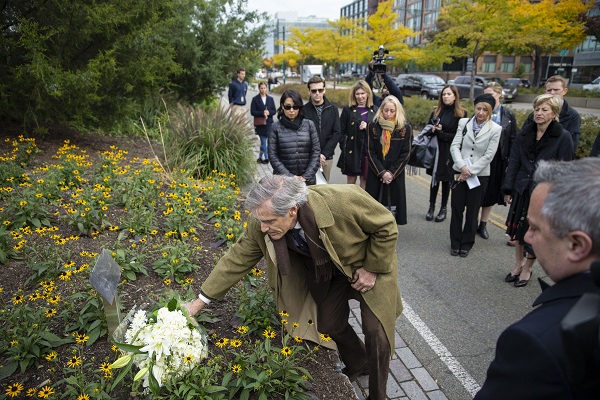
[501,56,515,73]
[482,55,496,73]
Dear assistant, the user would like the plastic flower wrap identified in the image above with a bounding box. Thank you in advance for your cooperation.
[111,298,208,394]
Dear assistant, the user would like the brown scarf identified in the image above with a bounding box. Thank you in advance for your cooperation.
[271,203,334,283]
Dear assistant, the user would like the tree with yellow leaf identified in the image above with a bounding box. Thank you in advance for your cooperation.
[428,0,510,101]
[502,0,592,88]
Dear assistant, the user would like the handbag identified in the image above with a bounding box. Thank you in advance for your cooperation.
[254,116,267,126]
[408,125,436,169]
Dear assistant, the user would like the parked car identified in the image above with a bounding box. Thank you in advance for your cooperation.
[583,77,600,91]
[395,74,446,99]
[505,78,531,88]
[452,75,518,103]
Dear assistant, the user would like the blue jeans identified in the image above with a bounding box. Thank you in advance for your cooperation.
[258,135,268,160]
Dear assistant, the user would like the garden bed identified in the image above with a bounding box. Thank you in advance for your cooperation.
[0,129,356,399]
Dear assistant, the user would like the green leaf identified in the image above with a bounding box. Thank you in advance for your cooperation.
[112,342,144,354]
[0,362,18,380]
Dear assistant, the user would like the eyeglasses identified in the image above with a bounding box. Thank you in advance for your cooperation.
[283,105,302,110]
[310,88,325,94]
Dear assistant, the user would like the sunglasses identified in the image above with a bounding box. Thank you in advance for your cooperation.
[310,88,325,94]
[283,104,302,110]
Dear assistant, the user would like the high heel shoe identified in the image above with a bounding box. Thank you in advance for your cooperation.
[514,271,532,287]
[504,273,519,283]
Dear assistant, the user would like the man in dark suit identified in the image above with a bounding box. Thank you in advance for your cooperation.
[475,157,600,400]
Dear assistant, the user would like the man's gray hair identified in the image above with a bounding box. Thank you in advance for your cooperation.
[245,175,308,217]
[534,158,600,255]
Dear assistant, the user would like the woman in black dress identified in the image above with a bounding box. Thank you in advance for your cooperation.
[425,85,467,222]
[365,95,412,225]
[503,94,573,287]
[338,80,377,189]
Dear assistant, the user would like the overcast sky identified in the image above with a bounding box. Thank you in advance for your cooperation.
[246,0,344,21]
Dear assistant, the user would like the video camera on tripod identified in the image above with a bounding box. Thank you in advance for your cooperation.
[561,260,600,384]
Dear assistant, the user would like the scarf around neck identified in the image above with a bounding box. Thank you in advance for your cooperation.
[378,119,396,157]
[271,202,334,283]
[279,115,304,131]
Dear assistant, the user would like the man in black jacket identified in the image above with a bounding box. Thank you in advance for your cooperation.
[475,157,600,400]
[303,76,341,182]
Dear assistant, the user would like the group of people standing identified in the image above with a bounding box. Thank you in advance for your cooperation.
[239,69,583,289]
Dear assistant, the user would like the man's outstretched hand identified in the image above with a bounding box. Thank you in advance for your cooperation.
[184,298,206,316]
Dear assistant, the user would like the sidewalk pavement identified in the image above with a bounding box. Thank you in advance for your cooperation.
[250,154,448,400]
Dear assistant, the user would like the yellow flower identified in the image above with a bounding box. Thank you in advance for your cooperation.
[281,319,288,325]
[279,310,289,317]
[236,325,249,335]
[75,333,89,344]
[320,333,332,342]
[184,355,194,363]
[263,329,276,339]
[37,386,54,399]
[294,336,303,343]
[10,340,18,346]
[45,352,58,361]
[67,355,83,368]
[215,338,229,348]
[26,388,36,397]
[44,308,56,318]
[230,339,242,348]
[214,222,221,228]
[164,278,171,286]
[292,322,299,329]
[5,382,24,397]
[251,267,262,276]
[77,394,90,400]
[231,364,242,373]
[12,295,24,305]
[281,346,292,356]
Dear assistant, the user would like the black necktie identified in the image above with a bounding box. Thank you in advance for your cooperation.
[290,228,309,253]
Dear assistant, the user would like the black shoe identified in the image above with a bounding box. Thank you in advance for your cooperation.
[450,249,459,256]
[434,206,447,222]
[342,365,369,382]
[514,271,532,287]
[459,249,469,258]
[261,159,269,164]
[426,204,435,221]
[477,221,489,239]
[257,158,263,163]
[504,273,519,283]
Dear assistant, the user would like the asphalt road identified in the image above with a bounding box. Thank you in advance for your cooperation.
[243,89,563,399]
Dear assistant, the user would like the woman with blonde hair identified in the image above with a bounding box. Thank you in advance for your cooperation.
[365,95,412,225]
[502,94,572,286]
[449,94,501,257]
[338,80,378,189]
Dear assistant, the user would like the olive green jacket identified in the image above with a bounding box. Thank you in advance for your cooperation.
[200,184,403,352]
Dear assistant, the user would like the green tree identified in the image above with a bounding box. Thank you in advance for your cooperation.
[0,0,268,132]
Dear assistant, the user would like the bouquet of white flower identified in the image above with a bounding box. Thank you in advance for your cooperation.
[111,298,208,394]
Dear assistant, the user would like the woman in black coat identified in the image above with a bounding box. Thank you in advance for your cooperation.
[250,82,277,164]
[365,95,412,225]
[269,90,321,185]
[503,94,573,287]
[337,80,377,189]
[476,82,517,239]
[425,85,467,222]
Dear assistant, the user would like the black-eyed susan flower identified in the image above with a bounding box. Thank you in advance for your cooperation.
[37,386,54,399]
[77,394,90,400]
[279,310,289,317]
[236,325,249,335]
[231,364,242,373]
[292,322,299,329]
[281,346,292,356]
[251,267,262,276]
[12,295,24,305]
[66,355,82,368]
[184,355,194,363]
[75,333,89,344]
[294,336,303,343]
[229,339,242,348]
[320,333,332,342]
[5,382,24,397]
[26,387,36,397]
[263,329,276,339]
[45,352,58,361]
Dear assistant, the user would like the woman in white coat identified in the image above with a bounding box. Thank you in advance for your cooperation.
[449,94,501,257]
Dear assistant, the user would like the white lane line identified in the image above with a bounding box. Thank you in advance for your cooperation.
[402,302,481,398]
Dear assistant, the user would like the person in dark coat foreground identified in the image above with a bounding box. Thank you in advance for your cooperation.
[475,157,600,400]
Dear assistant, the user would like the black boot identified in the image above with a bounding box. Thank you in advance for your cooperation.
[426,204,435,221]
[477,221,489,239]
[434,206,447,222]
